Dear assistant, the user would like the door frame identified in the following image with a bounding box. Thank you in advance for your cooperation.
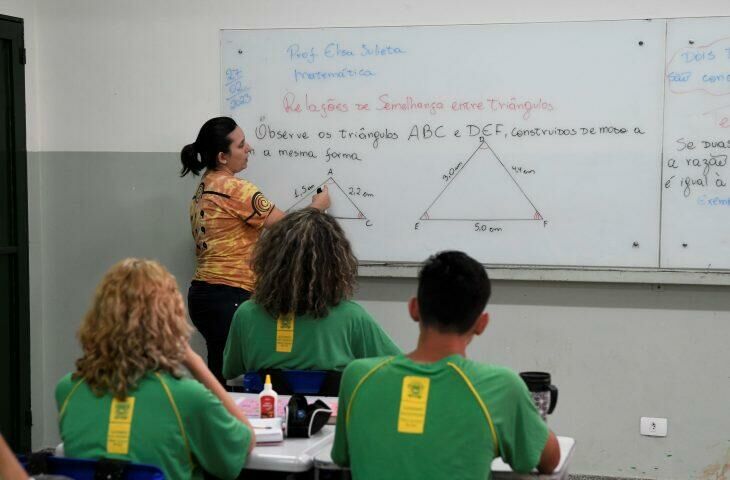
[0,13,31,452]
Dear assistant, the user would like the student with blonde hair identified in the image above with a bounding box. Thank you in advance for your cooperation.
[56,259,253,480]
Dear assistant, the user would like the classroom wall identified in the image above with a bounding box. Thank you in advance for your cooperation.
[9,0,730,478]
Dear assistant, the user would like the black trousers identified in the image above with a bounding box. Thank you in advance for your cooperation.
[187,280,251,387]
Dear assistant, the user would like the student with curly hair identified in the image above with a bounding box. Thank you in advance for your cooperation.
[55,259,254,480]
[222,208,400,384]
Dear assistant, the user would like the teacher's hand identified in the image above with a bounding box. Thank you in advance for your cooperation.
[311,185,331,211]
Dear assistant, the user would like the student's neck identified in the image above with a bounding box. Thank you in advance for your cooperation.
[407,329,469,363]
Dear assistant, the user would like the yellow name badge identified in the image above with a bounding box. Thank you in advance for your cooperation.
[107,397,135,455]
[397,376,431,434]
[276,314,295,352]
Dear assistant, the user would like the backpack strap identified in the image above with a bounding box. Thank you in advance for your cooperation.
[154,373,194,472]
[447,362,500,457]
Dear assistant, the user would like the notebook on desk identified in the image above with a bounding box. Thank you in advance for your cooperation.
[250,417,284,444]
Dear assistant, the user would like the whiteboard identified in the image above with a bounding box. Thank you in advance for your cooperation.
[221,21,671,268]
[662,17,730,270]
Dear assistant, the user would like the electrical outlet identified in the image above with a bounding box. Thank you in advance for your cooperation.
[640,417,668,437]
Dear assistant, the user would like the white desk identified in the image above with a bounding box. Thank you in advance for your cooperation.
[230,393,337,473]
[246,426,335,473]
[491,437,576,480]
[313,436,576,480]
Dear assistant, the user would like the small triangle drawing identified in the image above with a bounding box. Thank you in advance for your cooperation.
[420,140,543,221]
[286,177,368,220]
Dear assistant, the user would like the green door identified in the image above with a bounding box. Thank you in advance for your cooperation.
[0,14,30,452]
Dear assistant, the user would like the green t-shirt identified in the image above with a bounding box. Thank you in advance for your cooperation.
[222,300,401,377]
[56,371,251,480]
[331,354,549,480]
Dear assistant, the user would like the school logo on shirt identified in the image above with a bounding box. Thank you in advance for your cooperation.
[397,376,430,435]
[276,314,295,352]
[107,397,136,455]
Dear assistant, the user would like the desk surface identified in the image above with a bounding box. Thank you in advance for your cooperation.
[230,393,338,473]
[314,436,576,479]
[246,426,335,472]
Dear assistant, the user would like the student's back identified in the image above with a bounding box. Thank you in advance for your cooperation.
[56,259,253,480]
[333,355,547,480]
[57,372,247,480]
[224,299,399,374]
[223,208,400,379]
[331,251,560,480]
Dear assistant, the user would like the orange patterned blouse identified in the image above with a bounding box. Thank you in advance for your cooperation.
[189,169,274,291]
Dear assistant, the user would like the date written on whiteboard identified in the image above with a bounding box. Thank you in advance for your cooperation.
[225,68,252,110]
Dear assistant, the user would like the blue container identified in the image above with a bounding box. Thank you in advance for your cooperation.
[284,370,326,394]
[242,370,327,394]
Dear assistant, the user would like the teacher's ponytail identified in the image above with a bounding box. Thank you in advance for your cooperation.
[179,116,238,177]
[180,143,204,176]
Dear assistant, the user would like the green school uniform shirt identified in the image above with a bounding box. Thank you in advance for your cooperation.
[331,354,549,480]
[222,300,401,377]
[56,371,251,480]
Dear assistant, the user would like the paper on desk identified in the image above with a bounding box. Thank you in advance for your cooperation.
[250,417,284,444]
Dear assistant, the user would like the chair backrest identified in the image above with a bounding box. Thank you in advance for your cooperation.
[22,454,165,480]
[243,369,342,396]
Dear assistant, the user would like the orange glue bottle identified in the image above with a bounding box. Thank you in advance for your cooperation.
[259,374,278,418]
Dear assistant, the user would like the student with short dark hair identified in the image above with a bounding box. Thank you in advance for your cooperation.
[331,251,560,480]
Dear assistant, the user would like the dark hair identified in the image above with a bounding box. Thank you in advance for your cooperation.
[180,116,238,177]
[252,208,358,318]
[417,251,491,334]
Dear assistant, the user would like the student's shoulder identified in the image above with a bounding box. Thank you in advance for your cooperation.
[334,300,375,323]
[457,358,525,390]
[157,373,221,412]
[343,355,395,380]
[234,299,266,317]
[55,372,79,402]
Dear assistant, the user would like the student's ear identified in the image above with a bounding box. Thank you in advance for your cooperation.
[408,297,420,322]
[473,312,489,336]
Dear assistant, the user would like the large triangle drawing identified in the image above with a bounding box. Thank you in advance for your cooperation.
[286,177,368,220]
[420,141,543,221]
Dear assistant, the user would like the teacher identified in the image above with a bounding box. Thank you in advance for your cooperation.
[180,116,330,385]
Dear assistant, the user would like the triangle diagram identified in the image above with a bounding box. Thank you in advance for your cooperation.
[286,177,367,220]
[420,141,543,221]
